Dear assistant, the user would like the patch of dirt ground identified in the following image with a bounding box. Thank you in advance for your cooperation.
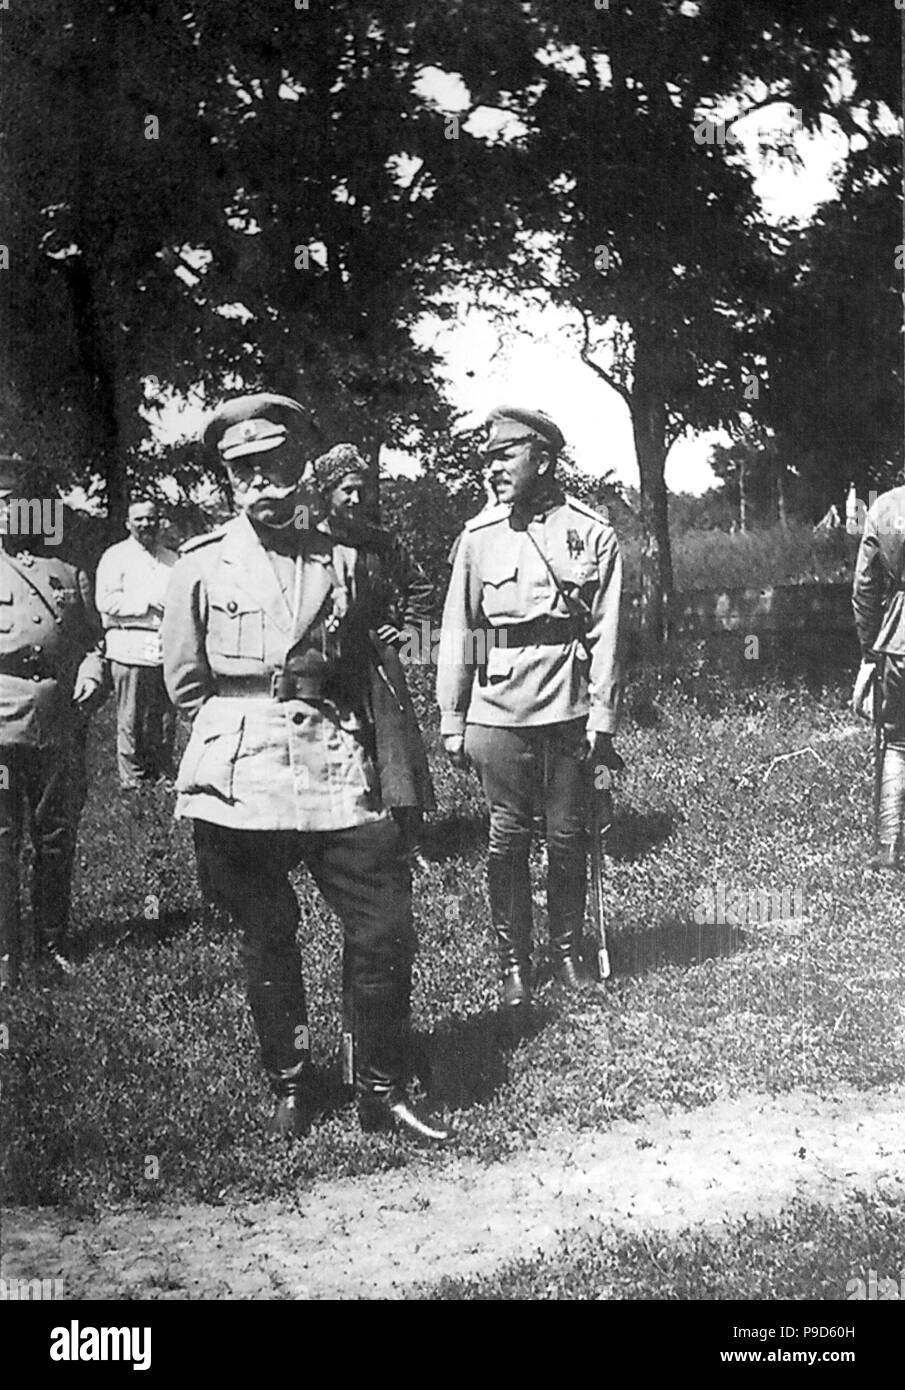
[3,1085,905,1299]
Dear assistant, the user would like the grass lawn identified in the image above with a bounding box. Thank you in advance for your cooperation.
[414,1193,905,1301]
[3,664,904,1212]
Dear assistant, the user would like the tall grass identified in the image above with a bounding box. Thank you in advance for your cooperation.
[620,523,858,593]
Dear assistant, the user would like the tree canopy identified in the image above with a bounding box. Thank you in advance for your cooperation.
[0,0,900,636]
[0,1,522,521]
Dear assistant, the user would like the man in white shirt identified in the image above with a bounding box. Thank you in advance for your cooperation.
[96,499,177,789]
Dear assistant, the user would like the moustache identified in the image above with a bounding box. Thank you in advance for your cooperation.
[245,484,299,505]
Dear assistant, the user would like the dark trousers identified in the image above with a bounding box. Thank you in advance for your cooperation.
[110,661,175,787]
[0,738,87,985]
[875,656,905,853]
[193,816,415,1095]
[465,720,589,957]
[880,654,905,744]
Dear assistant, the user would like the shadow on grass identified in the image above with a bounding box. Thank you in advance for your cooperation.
[607,919,746,978]
[418,1002,553,1112]
[68,908,198,961]
[605,808,676,861]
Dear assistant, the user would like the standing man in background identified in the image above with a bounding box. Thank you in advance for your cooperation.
[437,406,624,1010]
[96,498,177,789]
[852,483,905,868]
[0,453,105,987]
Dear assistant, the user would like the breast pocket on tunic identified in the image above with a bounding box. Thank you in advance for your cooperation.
[481,564,519,621]
[0,588,13,634]
[207,591,265,662]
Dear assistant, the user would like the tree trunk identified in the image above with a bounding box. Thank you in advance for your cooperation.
[631,338,673,658]
[776,455,788,527]
[65,256,126,533]
[739,455,749,533]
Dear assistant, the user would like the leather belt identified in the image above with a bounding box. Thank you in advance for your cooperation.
[497,616,582,646]
[214,671,332,702]
[0,650,56,681]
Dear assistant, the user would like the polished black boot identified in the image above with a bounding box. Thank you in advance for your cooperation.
[488,848,533,1009]
[358,1089,450,1143]
[246,975,311,1137]
[548,843,588,990]
[268,1066,313,1139]
[355,995,449,1144]
[550,954,585,990]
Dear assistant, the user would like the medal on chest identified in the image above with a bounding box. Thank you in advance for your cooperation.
[566,528,584,559]
[47,574,69,611]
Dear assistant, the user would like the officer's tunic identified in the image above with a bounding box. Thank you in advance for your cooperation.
[162,511,414,1090]
[0,545,104,980]
[437,489,623,970]
[437,492,622,734]
[163,513,385,832]
[0,549,103,744]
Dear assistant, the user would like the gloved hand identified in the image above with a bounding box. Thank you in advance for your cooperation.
[585,731,625,772]
[443,734,469,770]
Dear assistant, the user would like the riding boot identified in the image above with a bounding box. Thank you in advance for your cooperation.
[0,862,21,991]
[355,991,448,1143]
[246,976,312,1137]
[267,1063,313,1139]
[873,742,905,870]
[487,846,532,1008]
[547,843,588,989]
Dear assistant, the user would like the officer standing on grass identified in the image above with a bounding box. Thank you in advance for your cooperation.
[852,483,905,868]
[162,394,448,1143]
[437,407,624,1009]
[0,453,105,988]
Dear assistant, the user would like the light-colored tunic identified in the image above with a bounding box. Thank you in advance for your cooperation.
[162,513,385,832]
[437,493,623,736]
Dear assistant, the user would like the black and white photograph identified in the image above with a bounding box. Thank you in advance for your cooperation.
[0,0,903,1345]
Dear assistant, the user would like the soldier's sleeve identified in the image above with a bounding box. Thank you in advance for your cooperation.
[73,566,106,688]
[852,506,884,656]
[585,525,623,734]
[161,556,214,719]
[95,545,155,623]
[436,529,482,737]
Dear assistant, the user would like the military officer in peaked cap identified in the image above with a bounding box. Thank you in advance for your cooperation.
[437,406,624,1009]
[0,453,105,988]
[162,394,448,1142]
